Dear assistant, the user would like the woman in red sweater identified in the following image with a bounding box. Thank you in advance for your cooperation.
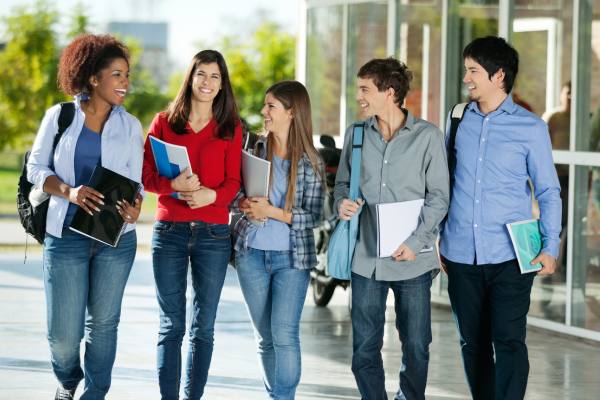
[142,50,242,400]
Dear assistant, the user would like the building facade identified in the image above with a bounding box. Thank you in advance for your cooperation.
[297,0,600,341]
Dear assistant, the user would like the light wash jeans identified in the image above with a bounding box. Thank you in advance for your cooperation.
[152,221,231,400]
[43,229,136,400]
[235,247,310,400]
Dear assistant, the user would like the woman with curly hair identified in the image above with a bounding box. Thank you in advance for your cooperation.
[27,34,143,400]
[142,50,242,400]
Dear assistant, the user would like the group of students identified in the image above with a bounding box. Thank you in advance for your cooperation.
[26,32,561,400]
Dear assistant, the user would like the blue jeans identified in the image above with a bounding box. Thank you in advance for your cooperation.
[235,248,310,400]
[152,221,231,400]
[446,258,534,400]
[43,229,136,400]
[351,271,434,400]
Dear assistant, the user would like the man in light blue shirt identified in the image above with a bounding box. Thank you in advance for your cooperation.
[440,36,561,400]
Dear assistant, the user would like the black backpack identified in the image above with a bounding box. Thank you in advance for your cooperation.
[17,102,75,244]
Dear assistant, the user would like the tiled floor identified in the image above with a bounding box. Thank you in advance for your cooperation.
[1,252,599,399]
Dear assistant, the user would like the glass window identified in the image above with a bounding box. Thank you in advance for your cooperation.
[396,0,443,126]
[446,0,499,106]
[345,2,388,127]
[572,166,600,330]
[306,6,344,137]
[578,0,600,152]
[529,164,569,323]
[512,0,573,148]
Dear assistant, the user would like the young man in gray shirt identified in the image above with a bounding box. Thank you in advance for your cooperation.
[334,58,449,400]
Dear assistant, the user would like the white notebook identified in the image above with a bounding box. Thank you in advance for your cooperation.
[241,150,271,197]
[376,199,424,258]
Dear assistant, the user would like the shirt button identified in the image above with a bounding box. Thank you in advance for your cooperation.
[382,183,386,187]
[384,160,388,164]
[477,179,481,183]
[485,117,489,121]
[475,199,479,203]
[474,224,478,228]
[479,158,482,161]
[481,138,486,142]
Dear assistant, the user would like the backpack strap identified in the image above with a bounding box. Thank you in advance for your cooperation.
[349,122,365,201]
[52,102,76,149]
[447,102,468,199]
[49,102,75,168]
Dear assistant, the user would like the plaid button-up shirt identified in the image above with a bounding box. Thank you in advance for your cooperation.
[232,136,324,270]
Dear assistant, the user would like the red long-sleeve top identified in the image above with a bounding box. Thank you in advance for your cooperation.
[142,112,242,224]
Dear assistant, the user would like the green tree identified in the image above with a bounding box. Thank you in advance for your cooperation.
[214,20,295,130]
[0,1,64,150]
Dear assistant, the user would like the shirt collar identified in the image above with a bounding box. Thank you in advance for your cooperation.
[467,94,518,117]
[366,108,414,134]
[74,93,124,114]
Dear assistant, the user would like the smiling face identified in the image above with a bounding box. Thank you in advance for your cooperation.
[90,57,129,106]
[463,57,505,103]
[356,77,390,117]
[191,62,222,104]
[261,92,292,136]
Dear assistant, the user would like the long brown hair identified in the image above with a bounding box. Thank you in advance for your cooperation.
[265,80,323,211]
[166,50,239,139]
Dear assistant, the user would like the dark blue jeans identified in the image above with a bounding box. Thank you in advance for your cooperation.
[152,221,231,400]
[44,229,136,400]
[351,271,434,400]
[446,258,535,400]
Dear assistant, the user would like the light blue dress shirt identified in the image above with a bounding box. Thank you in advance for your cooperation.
[440,95,562,265]
[27,95,144,238]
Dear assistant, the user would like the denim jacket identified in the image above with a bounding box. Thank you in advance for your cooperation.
[232,136,325,270]
[27,96,144,238]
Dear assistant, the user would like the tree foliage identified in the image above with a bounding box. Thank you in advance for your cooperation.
[0,1,169,151]
[216,20,295,130]
[0,1,64,150]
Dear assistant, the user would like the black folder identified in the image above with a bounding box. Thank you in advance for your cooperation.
[69,165,141,247]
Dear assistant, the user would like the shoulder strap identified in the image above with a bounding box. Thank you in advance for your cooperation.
[52,102,76,150]
[447,102,468,195]
[349,122,365,201]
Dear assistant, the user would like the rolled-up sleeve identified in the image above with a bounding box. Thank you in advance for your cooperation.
[528,121,562,258]
[27,105,61,188]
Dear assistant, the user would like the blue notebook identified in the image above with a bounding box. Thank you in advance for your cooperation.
[506,219,543,274]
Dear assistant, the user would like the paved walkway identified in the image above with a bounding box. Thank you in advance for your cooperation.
[1,220,600,399]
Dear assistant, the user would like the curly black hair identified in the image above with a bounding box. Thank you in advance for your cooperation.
[57,34,129,96]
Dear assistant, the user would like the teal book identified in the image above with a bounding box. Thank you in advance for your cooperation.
[506,219,543,274]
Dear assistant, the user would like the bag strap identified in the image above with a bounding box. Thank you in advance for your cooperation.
[349,122,365,201]
[53,102,76,149]
[447,102,468,199]
[48,102,75,169]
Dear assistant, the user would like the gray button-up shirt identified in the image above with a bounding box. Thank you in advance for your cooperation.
[334,111,450,281]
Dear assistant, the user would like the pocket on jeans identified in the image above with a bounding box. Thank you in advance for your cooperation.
[207,223,230,240]
[153,221,174,233]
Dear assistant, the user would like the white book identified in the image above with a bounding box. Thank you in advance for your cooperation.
[149,136,192,179]
[241,150,271,197]
[376,199,425,258]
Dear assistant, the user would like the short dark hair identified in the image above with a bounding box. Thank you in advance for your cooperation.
[357,57,413,107]
[58,34,129,96]
[463,36,519,94]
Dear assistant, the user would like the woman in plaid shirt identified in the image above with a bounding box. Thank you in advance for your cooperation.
[232,80,324,399]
